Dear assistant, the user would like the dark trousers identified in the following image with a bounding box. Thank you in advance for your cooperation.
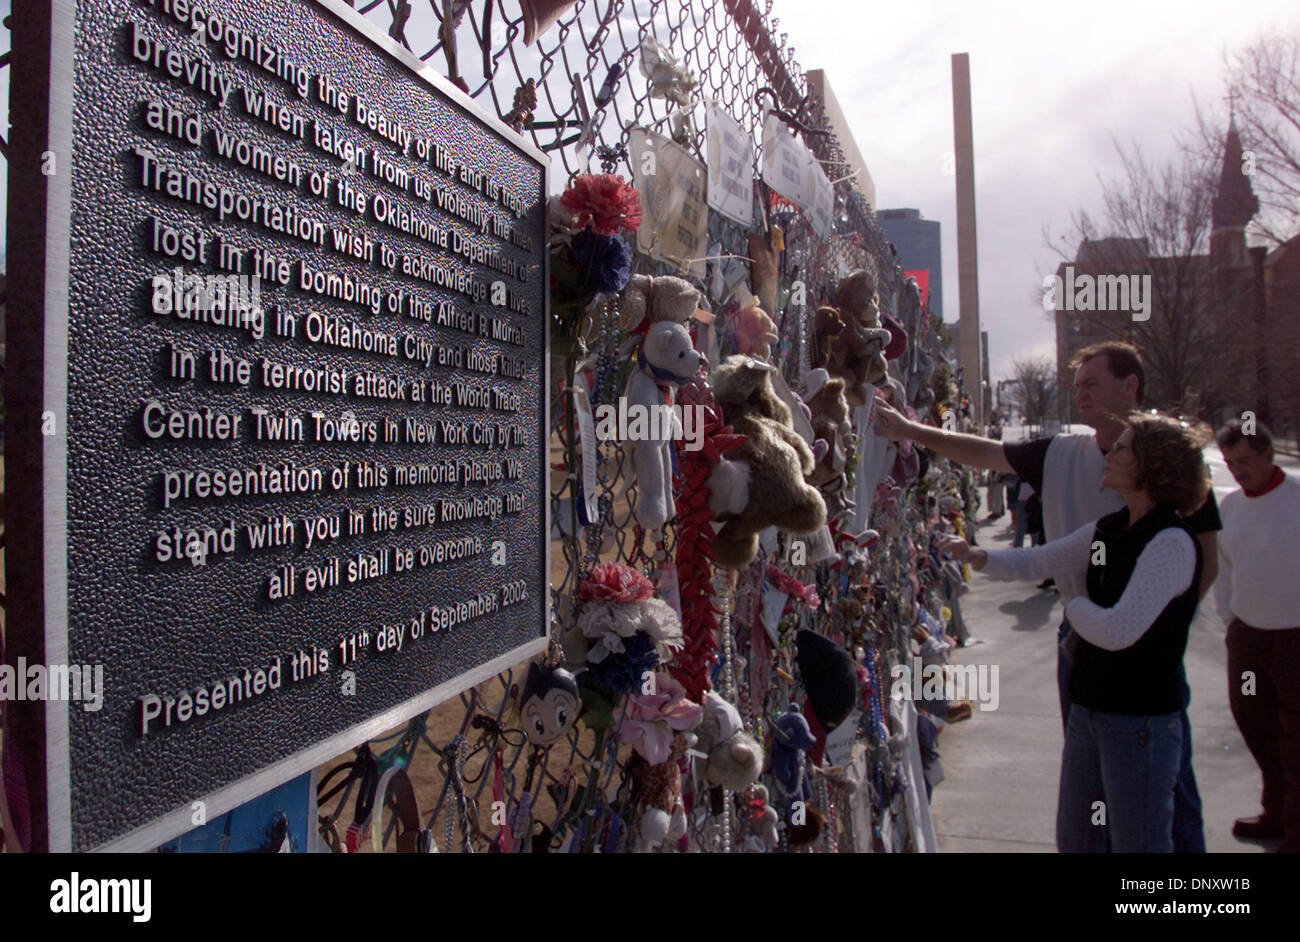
[1226,619,1300,851]
[1058,618,1205,852]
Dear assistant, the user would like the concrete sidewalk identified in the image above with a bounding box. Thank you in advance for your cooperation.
[927,509,1272,853]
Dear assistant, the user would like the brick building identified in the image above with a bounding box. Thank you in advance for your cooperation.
[1052,118,1280,428]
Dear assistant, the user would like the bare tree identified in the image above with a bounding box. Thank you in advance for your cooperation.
[1043,141,1230,420]
[1008,355,1057,434]
[1188,31,1300,246]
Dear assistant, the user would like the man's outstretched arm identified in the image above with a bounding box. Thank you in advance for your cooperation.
[874,403,1014,473]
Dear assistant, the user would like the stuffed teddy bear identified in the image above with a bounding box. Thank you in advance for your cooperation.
[706,356,827,570]
[801,368,853,488]
[741,783,781,851]
[616,273,705,529]
[622,319,704,528]
[771,702,822,845]
[817,270,892,407]
[694,691,763,790]
[618,273,699,332]
[813,304,847,363]
[772,702,815,799]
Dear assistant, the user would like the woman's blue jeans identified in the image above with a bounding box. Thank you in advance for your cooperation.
[1057,705,1183,852]
[1012,500,1028,547]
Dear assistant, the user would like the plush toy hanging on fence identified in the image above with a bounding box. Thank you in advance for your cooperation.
[815,270,893,407]
[706,356,827,569]
[771,702,822,845]
[730,302,779,358]
[616,274,705,530]
[802,368,853,489]
[639,37,698,144]
[694,691,763,791]
[621,672,704,852]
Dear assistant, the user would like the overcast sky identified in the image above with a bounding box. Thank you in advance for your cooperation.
[4,0,1297,386]
[774,0,1300,385]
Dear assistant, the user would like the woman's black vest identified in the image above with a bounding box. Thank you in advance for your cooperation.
[1071,504,1203,715]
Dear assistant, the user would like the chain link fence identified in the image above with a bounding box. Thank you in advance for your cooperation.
[0,2,954,854]
[341,0,938,853]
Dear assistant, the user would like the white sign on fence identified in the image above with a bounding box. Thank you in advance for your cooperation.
[706,103,754,226]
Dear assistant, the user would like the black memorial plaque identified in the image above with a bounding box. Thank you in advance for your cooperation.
[6,0,548,850]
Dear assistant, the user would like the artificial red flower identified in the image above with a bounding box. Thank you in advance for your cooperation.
[578,562,655,603]
[559,174,643,236]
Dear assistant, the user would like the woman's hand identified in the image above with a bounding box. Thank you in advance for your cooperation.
[938,535,987,571]
[872,402,914,440]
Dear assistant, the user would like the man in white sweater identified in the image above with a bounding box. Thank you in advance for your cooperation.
[1215,419,1300,853]
[876,341,1220,852]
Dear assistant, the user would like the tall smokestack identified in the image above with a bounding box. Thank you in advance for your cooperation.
[951,53,983,429]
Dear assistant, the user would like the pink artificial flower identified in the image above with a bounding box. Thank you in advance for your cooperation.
[619,673,703,764]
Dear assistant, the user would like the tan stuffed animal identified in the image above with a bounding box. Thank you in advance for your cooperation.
[801,368,853,487]
[695,691,763,790]
[746,783,781,850]
[818,270,891,406]
[731,302,779,358]
[618,273,699,331]
[706,356,826,570]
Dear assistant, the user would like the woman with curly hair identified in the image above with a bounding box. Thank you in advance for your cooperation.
[940,413,1213,852]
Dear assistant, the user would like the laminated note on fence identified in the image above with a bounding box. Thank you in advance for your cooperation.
[705,104,754,226]
[808,157,835,239]
[825,708,861,768]
[761,113,813,209]
[630,127,708,278]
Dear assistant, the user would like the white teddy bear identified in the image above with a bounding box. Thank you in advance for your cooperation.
[623,320,702,529]
[617,274,704,530]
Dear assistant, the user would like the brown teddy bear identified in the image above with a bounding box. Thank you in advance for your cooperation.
[706,356,826,570]
[801,368,853,488]
[813,305,847,359]
[816,270,892,406]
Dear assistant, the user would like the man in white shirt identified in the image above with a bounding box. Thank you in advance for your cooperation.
[1215,419,1300,853]
[875,341,1220,852]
